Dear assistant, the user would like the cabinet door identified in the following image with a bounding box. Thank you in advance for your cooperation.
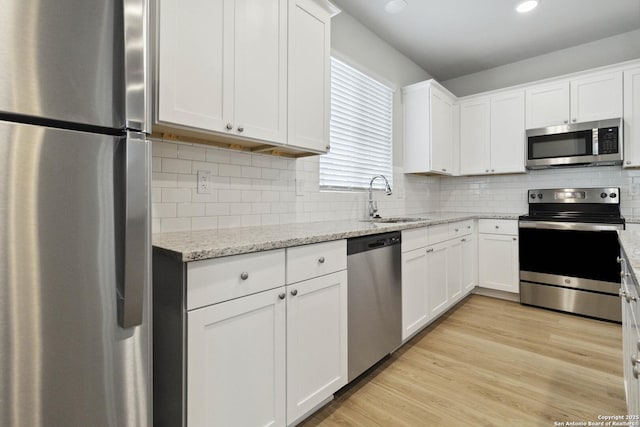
[570,71,622,124]
[233,0,287,143]
[430,85,455,175]
[462,234,477,293]
[401,247,428,340]
[624,68,640,168]
[490,90,525,174]
[459,97,490,175]
[478,234,519,293]
[288,0,331,153]
[525,82,570,129]
[157,0,232,131]
[427,241,449,319]
[187,287,286,427]
[447,238,463,302]
[286,270,347,424]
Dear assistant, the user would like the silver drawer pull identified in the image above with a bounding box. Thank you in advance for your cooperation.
[495,225,500,229]
[318,256,325,264]
[291,289,298,296]
[278,293,286,300]
[427,248,434,253]
[240,272,249,280]
[617,256,625,264]
[461,238,466,242]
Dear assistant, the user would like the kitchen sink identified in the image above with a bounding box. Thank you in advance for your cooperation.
[361,217,429,223]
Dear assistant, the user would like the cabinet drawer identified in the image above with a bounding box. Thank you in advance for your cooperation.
[478,219,518,235]
[450,220,474,237]
[187,249,286,310]
[402,227,428,252]
[427,223,450,245]
[286,240,346,284]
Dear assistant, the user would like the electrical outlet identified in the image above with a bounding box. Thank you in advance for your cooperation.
[197,170,211,194]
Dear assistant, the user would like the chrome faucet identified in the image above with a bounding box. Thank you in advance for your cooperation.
[368,175,392,218]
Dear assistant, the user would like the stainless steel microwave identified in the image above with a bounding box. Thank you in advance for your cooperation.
[526,118,623,169]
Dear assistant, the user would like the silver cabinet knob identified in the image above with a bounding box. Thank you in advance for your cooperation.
[467,225,471,229]
[617,256,625,264]
[485,169,489,173]
[632,353,640,366]
[318,256,325,264]
[442,168,447,172]
[495,225,500,229]
[620,289,628,298]
[461,238,466,242]
[454,228,459,232]
[426,248,434,253]
[291,289,298,296]
[627,161,632,165]
[621,271,631,278]
[278,293,286,300]
[240,272,249,280]
[513,237,517,241]
[237,125,244,133]
[627,294,638,302]
[563,120,568,124]
[491,169,495,172]
[325,144,330,151]
[572,118,577,122]
[226,123,233,130]
[634,365,640,379]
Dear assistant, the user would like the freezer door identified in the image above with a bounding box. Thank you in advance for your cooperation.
[0,121,151,427]
[0,0,148,131]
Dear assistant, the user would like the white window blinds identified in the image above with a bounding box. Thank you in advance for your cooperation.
[320,57,393,191]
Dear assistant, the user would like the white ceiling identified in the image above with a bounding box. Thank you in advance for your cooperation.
[330,0,640,81]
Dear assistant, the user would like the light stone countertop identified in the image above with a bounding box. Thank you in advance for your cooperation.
[153,212,522,262]
[619,230,640,282]
[624,216,640,224]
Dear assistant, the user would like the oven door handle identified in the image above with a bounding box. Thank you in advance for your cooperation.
[518,220,624,231]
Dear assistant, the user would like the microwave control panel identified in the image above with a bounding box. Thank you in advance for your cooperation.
[598,127,619,154]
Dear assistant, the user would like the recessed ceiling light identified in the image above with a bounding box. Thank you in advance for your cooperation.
[385,0,407,14]
[516,0,539,13]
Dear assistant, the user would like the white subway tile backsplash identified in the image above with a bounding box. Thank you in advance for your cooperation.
[152,141,178,158]
[206,203,231,216]
[218,215,242,229]
[219,164,242,177]
[229,203,252,215]
[192,216,218,230]
[161,188,191,203]
[162,158,192,174]
[206,148,230,164]
[153,203,177,218]
[177,203,205,217]
[177,145,206,161]
[160,217,191,233]
[152,172,177,188]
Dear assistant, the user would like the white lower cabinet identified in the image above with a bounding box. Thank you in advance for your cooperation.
[401,247,429,340]
[620,249,640,416]
[401,221,477,341]
[478,220,519,293]
[187,287,287,427]
[286,270,348,425]
[179,241,347,427]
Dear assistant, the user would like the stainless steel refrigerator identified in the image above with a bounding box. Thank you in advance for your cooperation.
[0,0,151,426]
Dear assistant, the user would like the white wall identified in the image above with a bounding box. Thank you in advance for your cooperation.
[151,10,438,233]
[442,29,640,97]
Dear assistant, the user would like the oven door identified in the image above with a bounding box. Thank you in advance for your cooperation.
[519,221,622,292]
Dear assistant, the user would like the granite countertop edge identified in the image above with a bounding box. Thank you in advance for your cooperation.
[619,230,640,283]
[153,212,522,262]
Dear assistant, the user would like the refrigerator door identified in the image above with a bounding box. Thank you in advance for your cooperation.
[0,0,148,131]
[0,121,151,427]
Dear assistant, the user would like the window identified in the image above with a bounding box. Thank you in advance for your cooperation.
[319,56,394,191]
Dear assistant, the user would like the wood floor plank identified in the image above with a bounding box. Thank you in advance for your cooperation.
[302,295,626,427]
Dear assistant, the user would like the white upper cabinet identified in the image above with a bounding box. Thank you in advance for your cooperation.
[157,0,287,144]
[624,67,640,168]
[570,72,623,124]
[459,97,490,175]
[525,82,570,129]
[404,80,457,175]
[459,90,525,175]
[490,90,525,174]
[287,0,332,153]
[525,71,623,129]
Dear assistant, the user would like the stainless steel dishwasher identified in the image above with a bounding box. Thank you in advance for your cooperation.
[347,231,402,382]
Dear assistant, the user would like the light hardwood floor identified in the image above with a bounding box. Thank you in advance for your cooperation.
[302,295,625,427]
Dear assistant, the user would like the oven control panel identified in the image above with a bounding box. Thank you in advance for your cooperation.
[528,188,620,204]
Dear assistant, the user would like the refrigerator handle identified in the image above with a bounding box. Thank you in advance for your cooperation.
[118,132,149,329]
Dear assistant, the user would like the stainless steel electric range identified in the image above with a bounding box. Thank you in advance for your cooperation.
[518,187,624,322]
